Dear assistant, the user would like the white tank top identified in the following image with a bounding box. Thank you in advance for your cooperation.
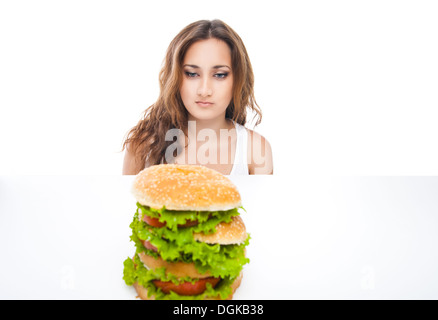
[228,121,249,175]
[160,121,249,175]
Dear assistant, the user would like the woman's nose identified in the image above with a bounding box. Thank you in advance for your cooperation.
[197,77,212,97]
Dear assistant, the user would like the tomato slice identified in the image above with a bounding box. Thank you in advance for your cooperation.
[143,240,158,252]
[152,277,221,296]
[142,215,166,228]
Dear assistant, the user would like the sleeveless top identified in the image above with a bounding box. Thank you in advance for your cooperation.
[228,121,249,175]
[161,121,249,175]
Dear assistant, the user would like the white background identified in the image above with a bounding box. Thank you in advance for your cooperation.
[1,0,438,176]
[1,175,438,299]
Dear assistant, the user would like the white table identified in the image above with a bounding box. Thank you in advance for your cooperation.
[1,175,438,299]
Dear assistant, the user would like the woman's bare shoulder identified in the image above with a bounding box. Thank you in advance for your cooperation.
[246,129,273,175]
[122,143,146,175]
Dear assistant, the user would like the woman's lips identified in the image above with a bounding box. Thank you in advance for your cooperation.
[196,101,214,107]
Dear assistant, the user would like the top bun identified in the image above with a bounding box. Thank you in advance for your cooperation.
[132,164,241,211]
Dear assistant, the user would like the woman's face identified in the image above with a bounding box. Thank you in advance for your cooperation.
[180,38,233,122]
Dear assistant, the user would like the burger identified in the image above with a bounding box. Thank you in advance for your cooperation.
[123,164,250,300]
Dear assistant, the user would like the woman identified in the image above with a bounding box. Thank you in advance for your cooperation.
[122,19,273,175]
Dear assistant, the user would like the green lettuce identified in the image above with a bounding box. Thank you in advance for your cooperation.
[123,255,196,285]
[136,203,241,232]
[124,204,250,298]
[129,210,250,278]
[123,254,236,300]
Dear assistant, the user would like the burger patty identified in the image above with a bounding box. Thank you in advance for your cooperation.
[153,277,221,296]
[137,251,212,279]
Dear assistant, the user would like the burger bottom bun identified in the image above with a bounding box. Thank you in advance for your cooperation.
[133,272,243,300]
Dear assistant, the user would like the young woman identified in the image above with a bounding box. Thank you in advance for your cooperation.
[122,19,273,175]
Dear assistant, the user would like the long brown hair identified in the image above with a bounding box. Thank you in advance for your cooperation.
[122,19,262,167]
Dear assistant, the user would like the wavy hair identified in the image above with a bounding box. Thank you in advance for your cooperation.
[122,19,262,167]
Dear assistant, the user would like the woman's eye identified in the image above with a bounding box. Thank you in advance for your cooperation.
[184,71,228,79]
[215,73,228,79]
[185,72,198,78]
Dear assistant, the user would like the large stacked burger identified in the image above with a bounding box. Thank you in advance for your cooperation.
[123,164,250,300]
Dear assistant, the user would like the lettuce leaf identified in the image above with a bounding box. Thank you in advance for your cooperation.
[123,254,235,300]
[129,211,250,278]
[123,255,197,285]
[136,203,241,232]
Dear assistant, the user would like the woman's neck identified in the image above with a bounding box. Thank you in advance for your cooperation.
[187,116,233,136]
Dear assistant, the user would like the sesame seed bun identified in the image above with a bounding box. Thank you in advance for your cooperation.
[193,215,248,245]
[132,164,241,211]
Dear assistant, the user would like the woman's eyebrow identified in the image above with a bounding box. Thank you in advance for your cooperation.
[183,64,231,70]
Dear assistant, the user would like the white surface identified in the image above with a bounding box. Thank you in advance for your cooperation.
[1,175,438,299]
